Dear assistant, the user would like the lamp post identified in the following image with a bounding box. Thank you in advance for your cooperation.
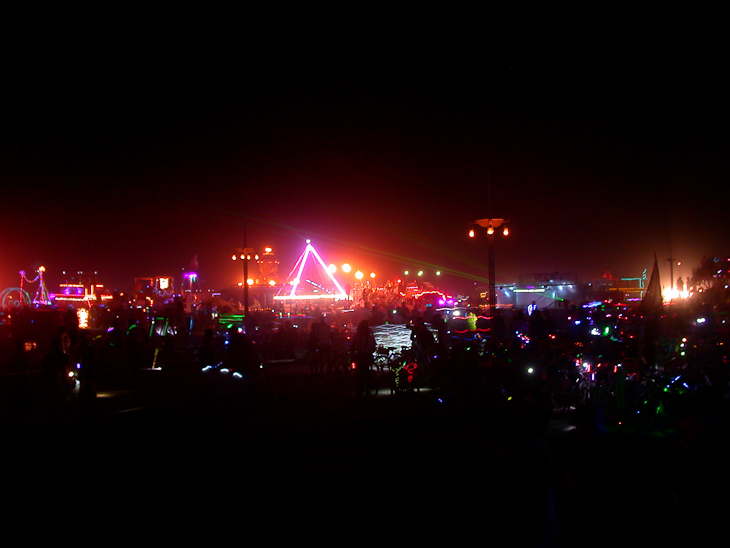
[232,246,259,318]
[470,218,510,319]
[355,270,364,302]
[342,263,352,301]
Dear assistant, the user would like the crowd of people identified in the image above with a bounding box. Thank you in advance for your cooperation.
[2,292,729,545]
[3,292,728,409]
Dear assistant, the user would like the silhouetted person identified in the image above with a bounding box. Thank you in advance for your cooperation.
[307,322,320,376]
[430,313,448,354]
[411,317,434,357]
[641,315,660,372]
[556,403,620,546]
[76,329,97,414]
[509,402,557,547]
[198,328,218,369]
[41,337,70,428]
[529,304,547,340]
[352,319,376,400]
[315,316,332,374]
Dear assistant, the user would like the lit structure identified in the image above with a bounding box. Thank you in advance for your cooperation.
[497,273,581,309]
[20,267,51,306]
[54,283,113,307]
[0,287,32,310]
[181,271,201,293]
[232,248,258,316]
[275,240,348,301]
[257,247,279,283]
[77,308,90,329]
[181,271,202,310]
[51,269,113,308]
[469,218,510,316]
[134,276,175,307]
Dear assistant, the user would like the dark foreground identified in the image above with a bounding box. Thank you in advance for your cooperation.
[2,361,729,546]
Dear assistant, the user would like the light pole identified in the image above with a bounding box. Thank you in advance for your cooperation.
[342,263,352,301]
[232,246,259,319]
[470,218,510,319]
[355,270,364,302]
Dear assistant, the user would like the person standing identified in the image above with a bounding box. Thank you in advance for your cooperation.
[352,319,376,400]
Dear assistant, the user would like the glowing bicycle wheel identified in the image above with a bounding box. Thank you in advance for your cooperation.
[0,287,32,311]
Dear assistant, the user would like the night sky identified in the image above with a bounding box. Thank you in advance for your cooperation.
[2,33,728,297]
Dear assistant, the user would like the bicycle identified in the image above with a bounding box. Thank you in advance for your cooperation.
[373,345,392,375]
[388,346,420,394]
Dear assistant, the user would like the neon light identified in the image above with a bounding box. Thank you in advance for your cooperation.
[305,279,333,294]
[20,267,50,305]
[274,294,343,300]
[287,245,312,298]
[277,241,348,300]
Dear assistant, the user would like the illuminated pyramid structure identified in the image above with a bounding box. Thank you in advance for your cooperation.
[275,240,348,301]
[20,267,51,306]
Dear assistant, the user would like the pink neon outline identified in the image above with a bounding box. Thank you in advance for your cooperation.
[276,241,348,300]
[308,245,348,298]
[289,245,312,297]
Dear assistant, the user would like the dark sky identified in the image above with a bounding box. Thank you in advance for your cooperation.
[2,34,728,296]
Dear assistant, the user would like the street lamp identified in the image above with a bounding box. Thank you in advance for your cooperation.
[341,263,352,300]
[232,246,259,318]
[470,218,510,318]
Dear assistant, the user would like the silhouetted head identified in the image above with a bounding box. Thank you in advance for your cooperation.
[357,319,370,334]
